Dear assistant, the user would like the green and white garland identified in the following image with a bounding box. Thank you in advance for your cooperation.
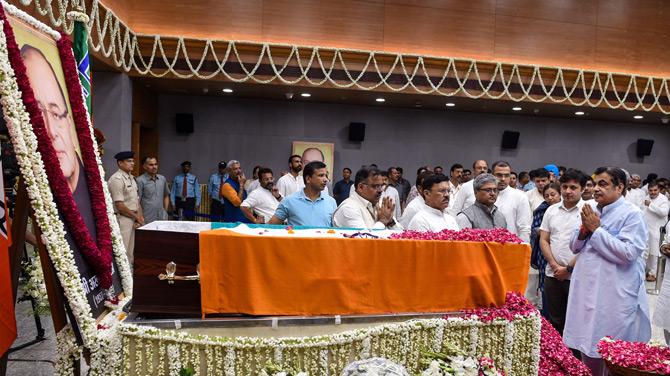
[110,313,541,376]
[0,2,133,372]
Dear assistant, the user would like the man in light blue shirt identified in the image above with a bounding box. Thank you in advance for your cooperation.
[170,161,201,220]
[269,161,336,227]
[565,166,650,376]
[208,161,228,222]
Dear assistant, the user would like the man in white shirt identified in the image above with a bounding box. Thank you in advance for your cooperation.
[276,154,304,197]
[448,159,488,216]
[408,174,459,232]
[380,171,402,219]
[539,168,587,335]
[399,171,434,228]
[333,166,401,230]
[241,167,282,223]
[643,180,670,281]
[492,161,531,243]
[626,174,646,208]
[448,163,463,203]
[526,168,551,212]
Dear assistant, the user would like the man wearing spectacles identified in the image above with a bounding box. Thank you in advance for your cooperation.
[333,165,401,230]
[407,173,459,232]
[456,173,507,230]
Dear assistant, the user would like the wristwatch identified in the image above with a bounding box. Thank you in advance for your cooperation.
[566,265,574,273]
[385,218,396,228]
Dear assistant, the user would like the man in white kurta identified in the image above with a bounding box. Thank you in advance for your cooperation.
[642,182,669,280]
[653,221,670,346]
[408,174,459,232]
[333,166,402,230]
[526,168,551,212]
[381,173,402,219]
[276,155,305,197]
[565,167,650,376]
[240,168,282,223]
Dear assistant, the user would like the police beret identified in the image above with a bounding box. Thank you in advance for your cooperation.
[114,151,134,160]
[181,161,192,167]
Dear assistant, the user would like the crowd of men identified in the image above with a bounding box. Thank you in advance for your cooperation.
[108,151,669,376]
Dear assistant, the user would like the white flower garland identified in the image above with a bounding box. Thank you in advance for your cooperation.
[12,0,670,114]
[116,313,540,376]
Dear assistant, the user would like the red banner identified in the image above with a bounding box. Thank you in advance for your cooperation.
[0,161,16,357]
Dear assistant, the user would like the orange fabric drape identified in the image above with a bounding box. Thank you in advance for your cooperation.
[199,230,530,316]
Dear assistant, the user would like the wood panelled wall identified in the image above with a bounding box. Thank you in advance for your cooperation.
[99,0,670,77]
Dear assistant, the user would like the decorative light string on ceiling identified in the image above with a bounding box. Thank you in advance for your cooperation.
[15,0,670,114]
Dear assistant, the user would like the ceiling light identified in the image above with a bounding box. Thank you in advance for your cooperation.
[375,98,385,103]
[575,111,585,116]
[512,107,522,111]
[445,103,456,107]
[222,88,233,93]
[300,93,311,97]
[634,115,644,119]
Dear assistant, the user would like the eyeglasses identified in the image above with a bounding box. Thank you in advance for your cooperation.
[37,102,68,124]
[477,188,498,194]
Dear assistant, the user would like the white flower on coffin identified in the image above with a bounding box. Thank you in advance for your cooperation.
[421,361,443,376]
[341,357,408,376]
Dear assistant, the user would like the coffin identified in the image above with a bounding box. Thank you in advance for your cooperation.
[131,221,209,315]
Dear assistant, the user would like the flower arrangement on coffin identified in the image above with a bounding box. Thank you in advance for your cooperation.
[598,337,670,375]
[261,363,308,376]
[462,292,591,376]
[418,344,505,376]
[390,228,523,243]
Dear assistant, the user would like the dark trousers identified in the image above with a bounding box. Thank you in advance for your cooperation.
[210,199,225,222]
[544,276,571,335]
[175,197,196,221]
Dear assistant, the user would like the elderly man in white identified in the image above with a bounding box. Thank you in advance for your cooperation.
[408,173,459,231]
[333,166,402,230]
[642,180,670,281]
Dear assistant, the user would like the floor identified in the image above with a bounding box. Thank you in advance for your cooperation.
[5,280,668,375]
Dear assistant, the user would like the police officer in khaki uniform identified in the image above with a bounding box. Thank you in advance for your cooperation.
[108,151,143,265]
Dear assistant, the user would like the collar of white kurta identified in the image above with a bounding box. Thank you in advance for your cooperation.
[349,189,378,218]
[559,199,584,212]
[419,201,447,217]
[596,196,626,215]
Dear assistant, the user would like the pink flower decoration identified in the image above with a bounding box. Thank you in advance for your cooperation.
[598,337,670,374]
[390,228,523,244]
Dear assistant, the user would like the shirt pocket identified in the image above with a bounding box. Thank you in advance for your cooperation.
[187,176,196,185]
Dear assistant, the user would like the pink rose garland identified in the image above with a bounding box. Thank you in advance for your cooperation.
[390,228,523,243]
[598,337,670,374]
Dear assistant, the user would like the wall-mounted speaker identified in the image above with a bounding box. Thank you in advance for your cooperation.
[501,130,520,149]
[349,122,365,142]
[176,113,194,134]
[636,139,654,157]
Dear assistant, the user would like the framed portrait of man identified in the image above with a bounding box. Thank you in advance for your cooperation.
[8,15,123,318]
[292,141,335,181]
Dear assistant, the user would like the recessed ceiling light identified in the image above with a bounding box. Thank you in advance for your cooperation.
[375,98,385,103]
[445,103,456,107]
[512,107,522,111]
[575,111,585,116]
[300,93,311,97]
[634,115,644,119]
[222,88,233,93]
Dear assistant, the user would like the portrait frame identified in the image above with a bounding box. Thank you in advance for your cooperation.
[292,141,335,181]
[0,3,132,349]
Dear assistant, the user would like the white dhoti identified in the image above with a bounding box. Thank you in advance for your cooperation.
[653,259,670,334]
[116,214,135,265]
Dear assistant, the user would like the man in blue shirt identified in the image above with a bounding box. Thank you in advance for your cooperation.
[170,161,201,220]
[208,161,228,222]
[269,161,337,227]
[332,167,353,205]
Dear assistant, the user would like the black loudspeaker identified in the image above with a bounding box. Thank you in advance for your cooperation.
[501,131,520,149]
[349,122,365,142]
[636,139,654,157]
[176,113,194,134]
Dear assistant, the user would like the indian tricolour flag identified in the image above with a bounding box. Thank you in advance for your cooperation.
[0,161,16,357]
